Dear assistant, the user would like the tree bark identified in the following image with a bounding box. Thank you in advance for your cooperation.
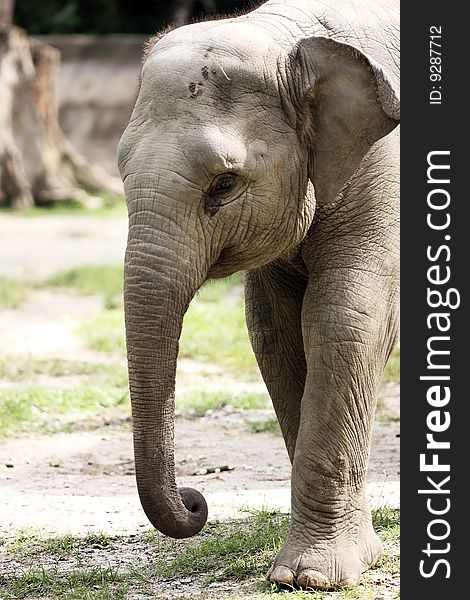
[0,0,14,28]
[0,26,122,209]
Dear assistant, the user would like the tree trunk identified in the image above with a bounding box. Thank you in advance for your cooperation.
[0,0,14,28]
[0,26,122,209]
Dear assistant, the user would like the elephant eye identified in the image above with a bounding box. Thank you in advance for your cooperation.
[210,173,238,195]
[204,172,244,216]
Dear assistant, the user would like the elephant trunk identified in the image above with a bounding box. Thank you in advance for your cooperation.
[124,226,208,539]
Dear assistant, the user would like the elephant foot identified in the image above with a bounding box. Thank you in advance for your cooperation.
[267,510,383,590]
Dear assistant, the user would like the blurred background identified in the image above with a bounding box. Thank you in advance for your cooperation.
[0,3,399,596]
[3,0,253,196]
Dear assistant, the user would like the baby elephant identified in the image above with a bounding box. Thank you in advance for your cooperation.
[118,0,399,589]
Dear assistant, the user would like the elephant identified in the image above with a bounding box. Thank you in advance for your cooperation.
[117,0,399,590]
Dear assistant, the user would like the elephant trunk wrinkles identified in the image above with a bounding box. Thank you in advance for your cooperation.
[124,232,208,539]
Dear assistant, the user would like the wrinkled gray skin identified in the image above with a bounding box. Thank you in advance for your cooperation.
[118,0,399,589]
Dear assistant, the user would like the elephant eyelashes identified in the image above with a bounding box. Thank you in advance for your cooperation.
[213,174,237,193]
[209,172,240,196]
[204,172,245,217]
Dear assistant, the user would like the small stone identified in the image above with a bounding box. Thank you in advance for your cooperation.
[5,463,14,468]
[180,577,192,584]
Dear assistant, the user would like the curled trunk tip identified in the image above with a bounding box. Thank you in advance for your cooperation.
[178,486,209,537]
[139,485,208,539]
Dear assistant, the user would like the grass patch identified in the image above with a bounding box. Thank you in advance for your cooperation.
[0,193,126,218]
[1,508,399,599]
[178,391,268,416]
[6,531,76,559]
[78,273,258,375]
[79,309,126,354]
[5,531,111,560]
[246,418,281,435]
[383,345,400,383]
[42,265,123,308]
[0,357,129,436]
[152,509,289,582]
[377,413,400,424]
[0,380,129,436]
[0,357,119,381]
[0,276,29,308]
[372,506,400,544]
[77,273,399,385]
[0,566,126,600]
[180,276,256,373]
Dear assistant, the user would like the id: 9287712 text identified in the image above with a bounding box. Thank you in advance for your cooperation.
[429,26,442,105]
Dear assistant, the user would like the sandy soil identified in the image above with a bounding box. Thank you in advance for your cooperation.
[0,407,399,536]
[0,215,127,279]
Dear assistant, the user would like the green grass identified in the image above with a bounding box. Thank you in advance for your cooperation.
[180,275,255,373]
[0,193,126,218]
[79,308,126,353]
[150,508,399,585]
[153,509,289,583]
[0,369,129,436]
[42,265,123,308]
[0,386,129,436]
[0,355,270,433]
[6,531,112,559]
[377,413,400,424]
[178,391,268,416]
[78,272,258,375]
[0,358,129,436]
[6,531,76,559]
[0,357,116,380]
[383,346,400,383]
[372,506,400,544]
[74,268,399,384]
[1,509,399,599]
[246,418,281,435]
[0,566,126,600]
[0,276,29,308]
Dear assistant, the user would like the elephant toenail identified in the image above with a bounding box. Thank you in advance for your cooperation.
[267,566,295,586]
[339,576,357,587]
[296,569,330,589]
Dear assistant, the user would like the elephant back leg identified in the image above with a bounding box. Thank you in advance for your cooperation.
[245,262,308,463]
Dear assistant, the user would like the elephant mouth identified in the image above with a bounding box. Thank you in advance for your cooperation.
[207,248,240,279]
[208,245,272,279]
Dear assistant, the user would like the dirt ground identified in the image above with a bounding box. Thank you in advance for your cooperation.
[0,215,127,280]
[0,215,399,538]
[0,406,399,536]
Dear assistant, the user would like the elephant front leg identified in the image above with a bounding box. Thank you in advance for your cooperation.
[268,271,398,589]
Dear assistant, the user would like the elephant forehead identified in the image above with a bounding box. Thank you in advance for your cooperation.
[148,19,278,67]
[141,23,281,105]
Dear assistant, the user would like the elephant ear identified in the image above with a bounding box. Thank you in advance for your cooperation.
[292,36,400,206]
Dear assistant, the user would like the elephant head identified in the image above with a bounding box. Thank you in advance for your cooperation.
[117,17,399,539]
